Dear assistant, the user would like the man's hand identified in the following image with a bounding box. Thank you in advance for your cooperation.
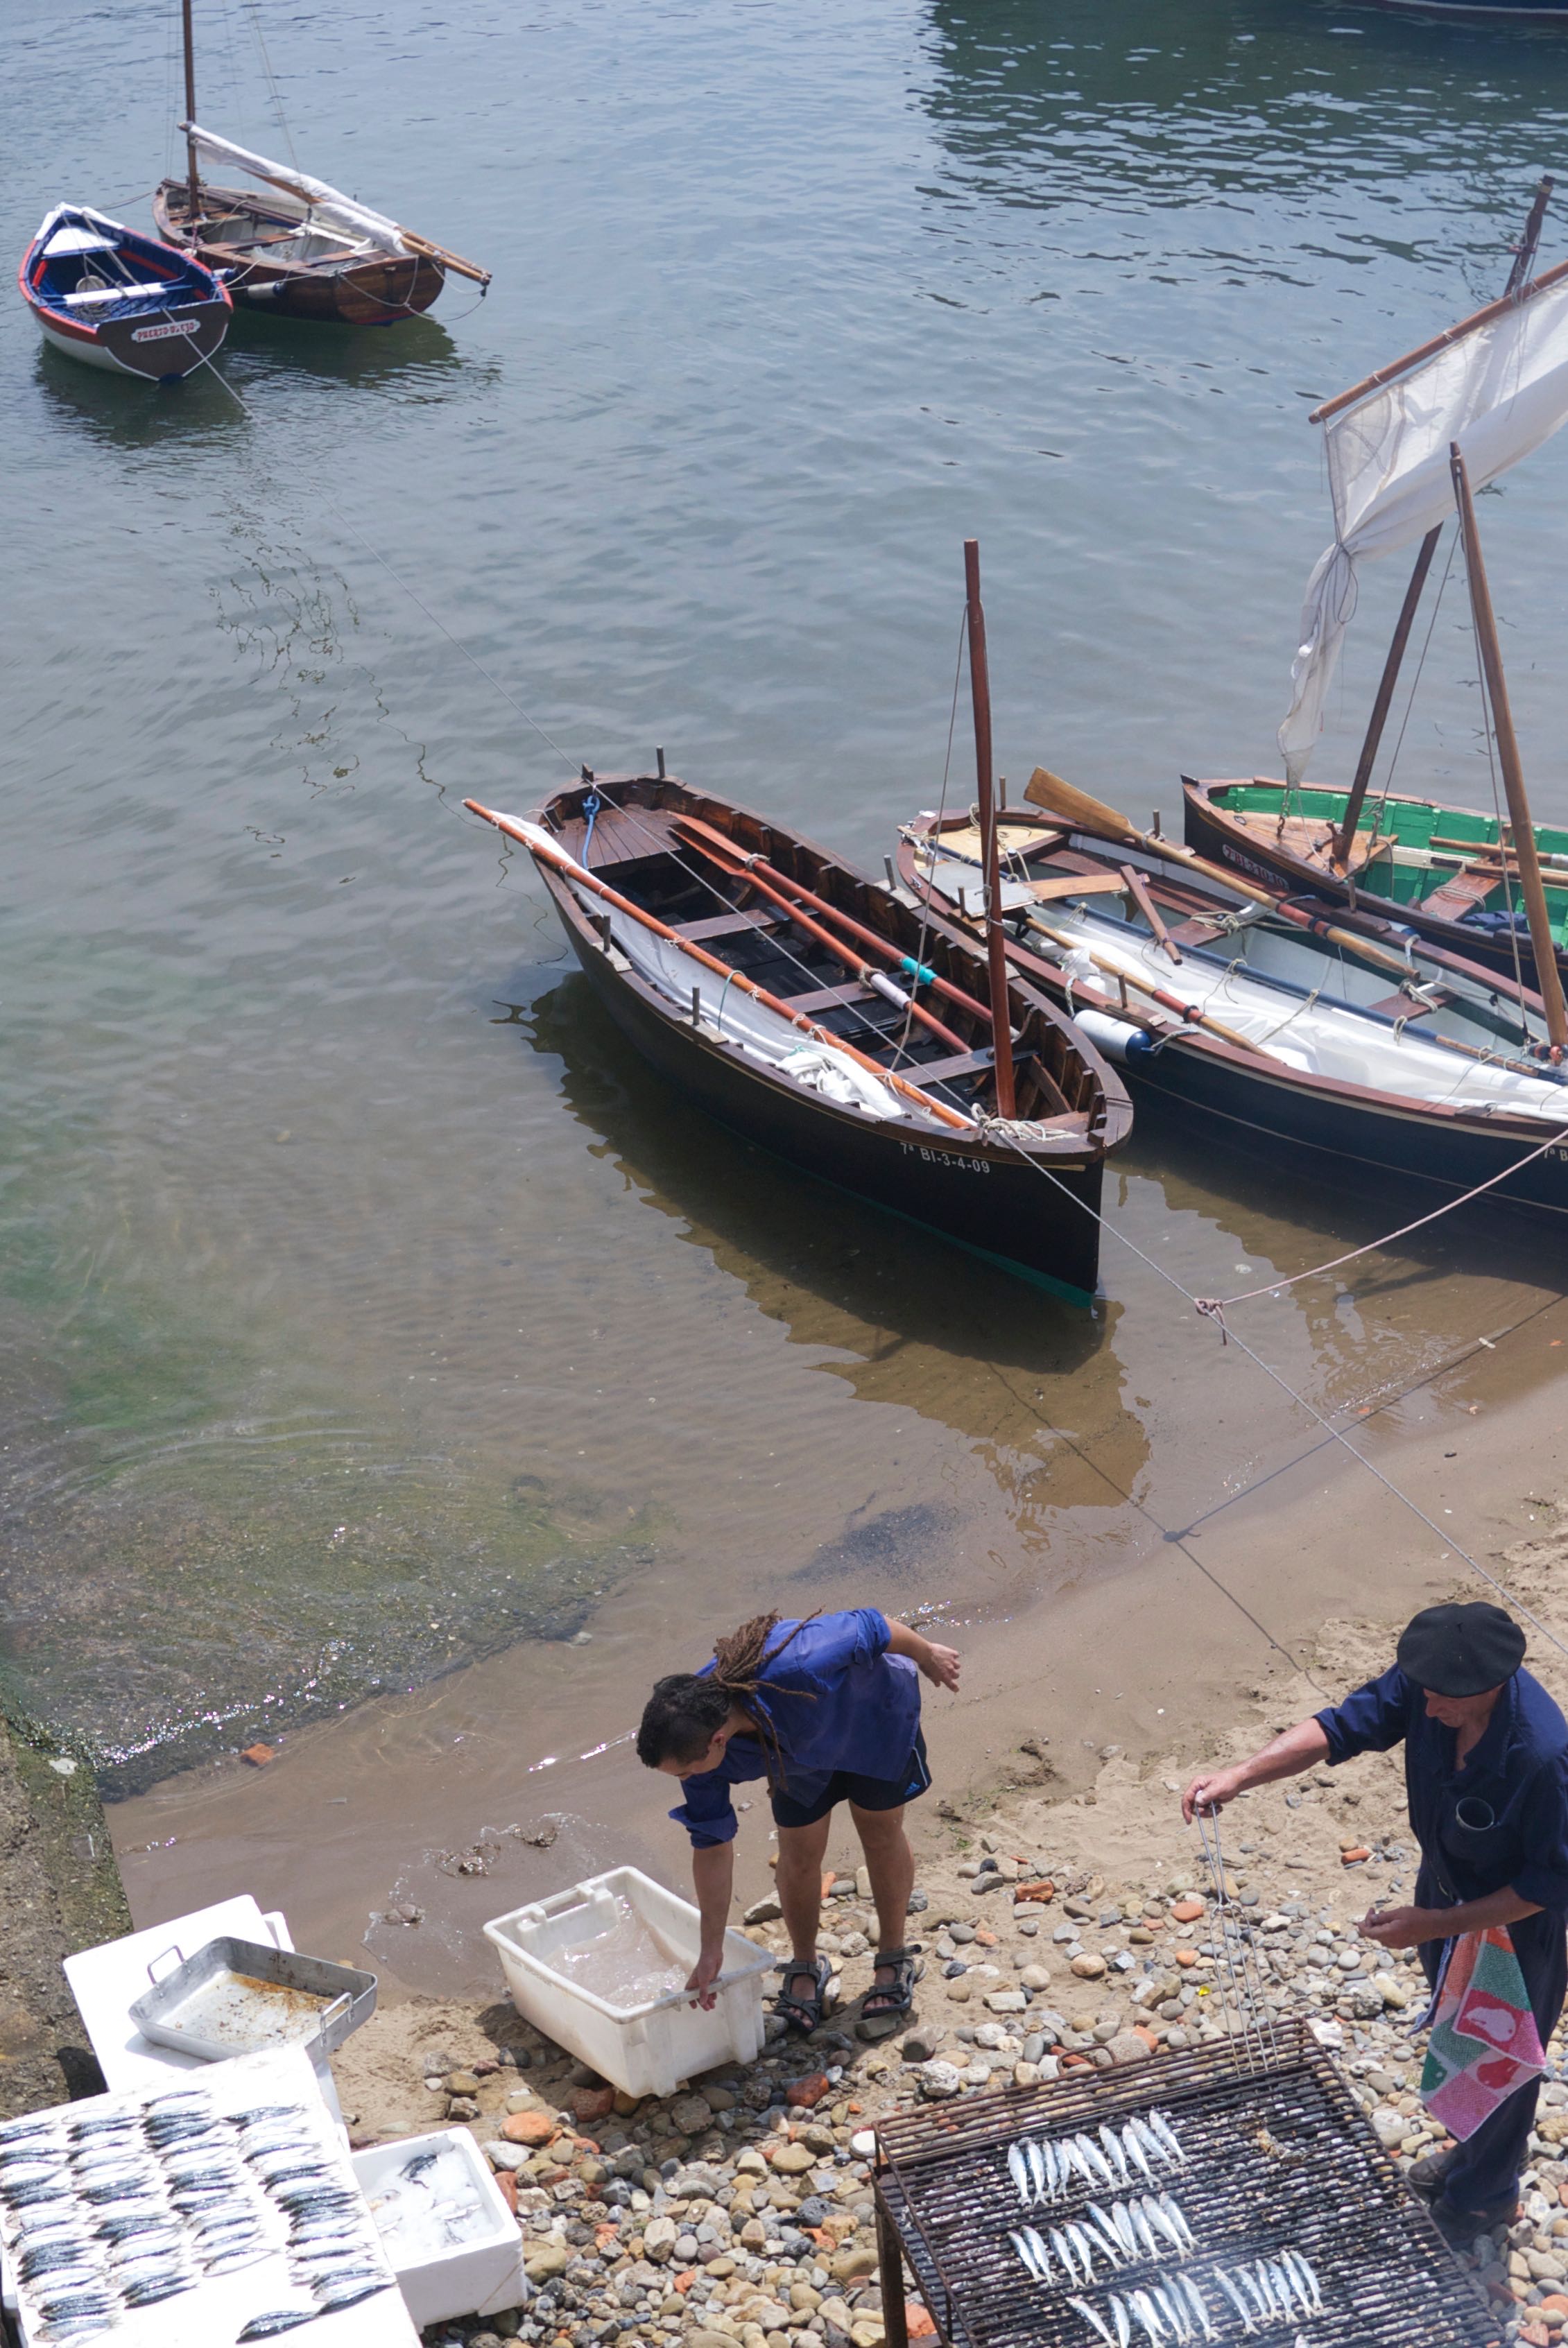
[1359,1906,1440,1951]
[686,1942,725,2010]
[1181,1765,1248,1824]
[919,1642,960,1693]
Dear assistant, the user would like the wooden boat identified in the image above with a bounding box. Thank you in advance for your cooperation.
[19,205,230,382]
[152,6,488,325]
[465,772,1132,1305]
[899,777,1568,1222]
[1188,179,1568,999]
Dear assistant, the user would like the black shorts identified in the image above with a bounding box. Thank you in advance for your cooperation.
[770,1728,930,1831]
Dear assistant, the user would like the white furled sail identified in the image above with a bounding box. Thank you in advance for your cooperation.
[180,123,409,257]
[1278,272,1568,782]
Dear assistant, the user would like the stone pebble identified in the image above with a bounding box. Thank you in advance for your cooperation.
[404,1802,1568,2348]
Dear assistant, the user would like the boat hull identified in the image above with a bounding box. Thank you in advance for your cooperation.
[560,903,1110,1300]
[154,181,444,325]
[899,816,1568,1223]
[1182,775,1568,987]
[31,298,228,379]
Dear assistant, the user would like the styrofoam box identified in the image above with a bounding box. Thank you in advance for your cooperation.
[353,2127,526,2329]
[484,1865,774,2099]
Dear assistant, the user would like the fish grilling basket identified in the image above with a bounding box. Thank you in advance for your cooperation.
[871,2022,1493,2348]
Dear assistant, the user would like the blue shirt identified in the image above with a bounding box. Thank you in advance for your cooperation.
[667,1609,920,1848]
[1316,1664,1568,1915]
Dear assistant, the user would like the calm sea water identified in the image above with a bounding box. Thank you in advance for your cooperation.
[7,0,1568,1793]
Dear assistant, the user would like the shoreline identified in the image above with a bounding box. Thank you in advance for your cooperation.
[326,1491,1568,2348]
[109,1312,1568,1998]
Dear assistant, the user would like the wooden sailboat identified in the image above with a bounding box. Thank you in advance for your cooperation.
[1184,180,1568,987]
[463,552,1137,1302]
[899,770,1568,1223]
[152,2,489,325]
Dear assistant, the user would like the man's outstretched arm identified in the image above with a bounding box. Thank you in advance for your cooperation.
[1181,1717,1329,1824]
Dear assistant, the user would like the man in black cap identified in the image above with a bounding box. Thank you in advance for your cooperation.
[1182,1600,1568,2245]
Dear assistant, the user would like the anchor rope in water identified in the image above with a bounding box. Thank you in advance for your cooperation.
[1003,1142,1568,1673]
[1191,1119,1568,1329]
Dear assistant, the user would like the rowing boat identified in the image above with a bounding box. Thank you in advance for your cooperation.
[899,793,1568,1221]
[19,205,230,382]
[466,774,1132,1305]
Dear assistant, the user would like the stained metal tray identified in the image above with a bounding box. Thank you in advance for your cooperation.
[128,1933,377,2063]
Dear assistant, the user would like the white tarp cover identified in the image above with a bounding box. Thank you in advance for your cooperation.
[1279,273,1568,782]
[180,123,408,256]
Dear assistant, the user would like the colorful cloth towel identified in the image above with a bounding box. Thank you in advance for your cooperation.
[1415,1926,1546,2143]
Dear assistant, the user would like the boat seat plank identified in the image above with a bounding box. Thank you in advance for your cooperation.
[1027,872,1131,902]
[904,1047,994,1085]
[1363,986,1454,1022]
[673,906,783,942]
[777,981,878,1015]
[1418,865,1499,922]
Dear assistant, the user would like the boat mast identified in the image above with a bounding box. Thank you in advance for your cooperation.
[963,539,1017,1119]
[181,0,200,222]
[1330,524,1441,869]
[1449,442,1567,1055]
[1505,172,1555,297]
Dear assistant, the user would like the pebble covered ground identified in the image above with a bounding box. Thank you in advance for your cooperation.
[341,1805,1567,2348]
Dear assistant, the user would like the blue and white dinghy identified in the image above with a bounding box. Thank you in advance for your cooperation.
[19,204,232,382]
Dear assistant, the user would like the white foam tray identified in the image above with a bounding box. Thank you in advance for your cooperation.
[354,2127,526,2327]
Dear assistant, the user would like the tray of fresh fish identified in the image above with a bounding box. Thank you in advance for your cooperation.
[0,2041,417,2345]
[128,1936,376,2064]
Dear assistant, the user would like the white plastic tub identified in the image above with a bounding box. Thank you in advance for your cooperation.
[353,2127,526,2329]
[483,1865,774,2099]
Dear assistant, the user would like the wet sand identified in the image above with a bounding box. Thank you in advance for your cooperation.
[113,1297,1568,1996]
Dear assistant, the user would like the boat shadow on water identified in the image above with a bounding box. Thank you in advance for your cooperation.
[33,340,249,450]
[520,974,1156,1519]
[223,302,498,398]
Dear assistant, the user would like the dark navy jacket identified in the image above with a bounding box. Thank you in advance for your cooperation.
[668,1609,920,1849]
[1316,1664,1568,1915]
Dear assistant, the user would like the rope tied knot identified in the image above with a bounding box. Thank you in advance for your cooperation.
[1194,1297,1229,1343]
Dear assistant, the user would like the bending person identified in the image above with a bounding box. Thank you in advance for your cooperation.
[637,1607,959,2036]
[1182,1600,1568,2245]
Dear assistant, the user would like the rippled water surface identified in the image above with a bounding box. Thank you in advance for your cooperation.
[7,0,1568,1792]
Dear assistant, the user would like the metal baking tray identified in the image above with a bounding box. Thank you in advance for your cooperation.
[128,1934,377,2063]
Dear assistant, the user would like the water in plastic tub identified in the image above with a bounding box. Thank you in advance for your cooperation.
[555,1897,687,2008]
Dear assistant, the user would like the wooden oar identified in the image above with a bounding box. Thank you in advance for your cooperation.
[670,812,995,1028]
[464,802,974,1131]
[665,818,969,1053]
[1022,766,1426,985]
[394,229,491,286]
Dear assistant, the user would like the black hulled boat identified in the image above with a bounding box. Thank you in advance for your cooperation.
[467,775,1131,1305]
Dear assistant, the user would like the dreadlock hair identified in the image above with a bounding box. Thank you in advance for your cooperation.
[636,1610,822,1785]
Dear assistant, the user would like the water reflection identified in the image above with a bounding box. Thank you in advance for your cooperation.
[33,345,250,454]
[225,303,501,402]
[525,974,1150,1523]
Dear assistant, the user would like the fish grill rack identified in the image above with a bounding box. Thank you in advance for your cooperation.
[870,2022,1494,2348]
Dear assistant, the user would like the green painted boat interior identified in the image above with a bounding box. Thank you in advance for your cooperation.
[1209,784,1568,940]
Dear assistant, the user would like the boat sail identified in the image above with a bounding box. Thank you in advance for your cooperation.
[1183,186,1568,989]
[153,6,489,325]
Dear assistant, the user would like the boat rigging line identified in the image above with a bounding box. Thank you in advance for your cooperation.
[998,1134,1568,1674]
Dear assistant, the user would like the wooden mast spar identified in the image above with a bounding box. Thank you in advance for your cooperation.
[963,539,1017,1120]
[1449,442,1568,1056]
[180,0,200,224]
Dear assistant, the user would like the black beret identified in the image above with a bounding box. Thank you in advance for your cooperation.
[1396,1601,1526,1698]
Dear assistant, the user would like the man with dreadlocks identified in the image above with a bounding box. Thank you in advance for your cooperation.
[637,1608,960,2035]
